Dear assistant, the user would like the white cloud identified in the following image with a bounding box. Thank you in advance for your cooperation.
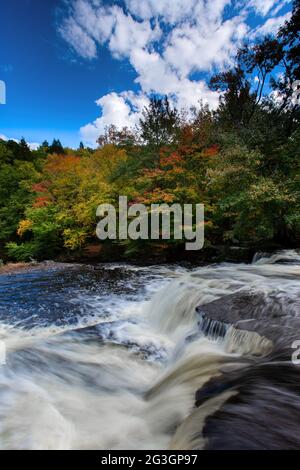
[253,11,291,36]
[58,0,292,145]
[243,0,292,19]
[124,0,198,23]
[59,17,98,59]
[130,49,219,109]
[163,16,248,77]
[108,6,161,59]
[172,79,220,110]
[59,1,160,60]
[125,0,232,25]
[130,49,180,94]
[69,0,115,43]
[248,0,282,17]
[80,91,149,146]
[270,0,292,17]
[28,142,40,151]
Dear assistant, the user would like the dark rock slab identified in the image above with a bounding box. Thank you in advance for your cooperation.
[192,290,300,449]
[196,290,300,344]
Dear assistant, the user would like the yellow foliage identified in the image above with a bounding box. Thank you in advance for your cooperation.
[63,228,89,250]
[17,219,33,237]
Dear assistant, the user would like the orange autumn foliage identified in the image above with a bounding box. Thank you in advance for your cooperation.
[45,154,82,175]
[203,144,219,157]
[33,196,51,208]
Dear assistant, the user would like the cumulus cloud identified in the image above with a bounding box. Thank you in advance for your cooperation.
[58,0,292,146]
[130,49,219,109]
[67,0,115,43]
[108,7,161,59]
[163,16,248,77]
[59,0,160,60]
[80,91,149,146]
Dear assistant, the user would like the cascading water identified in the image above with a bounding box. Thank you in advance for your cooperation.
[0,251,299,449]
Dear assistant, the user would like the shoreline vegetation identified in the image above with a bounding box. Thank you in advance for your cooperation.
[0,4,299,265]
[0,242,295,275]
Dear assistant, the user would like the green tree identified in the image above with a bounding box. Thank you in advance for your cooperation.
[139,97,180,151]
[49,139,65,155]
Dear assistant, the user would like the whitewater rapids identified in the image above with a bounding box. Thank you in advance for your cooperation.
[0,251,299,449]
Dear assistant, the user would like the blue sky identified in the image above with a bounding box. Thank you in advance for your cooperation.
[0,0,293,148]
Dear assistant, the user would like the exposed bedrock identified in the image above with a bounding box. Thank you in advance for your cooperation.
[197,290,300,344]
[193,290,300,450]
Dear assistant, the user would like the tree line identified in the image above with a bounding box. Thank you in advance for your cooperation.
[0,1,299,263]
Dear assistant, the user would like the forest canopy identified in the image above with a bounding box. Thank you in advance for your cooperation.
[0,1,299,263]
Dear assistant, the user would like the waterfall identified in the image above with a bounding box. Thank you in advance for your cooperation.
[0,251,299,449]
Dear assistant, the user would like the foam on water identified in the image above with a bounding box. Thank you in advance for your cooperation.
[0,251,299,449]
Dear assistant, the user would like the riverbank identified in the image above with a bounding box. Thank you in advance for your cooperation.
[0,262,36,274]
[1,243,297,275]
[53,239,300,265]
[0,260,77,275]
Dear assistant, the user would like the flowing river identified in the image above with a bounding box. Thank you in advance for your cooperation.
[0,250,299,450]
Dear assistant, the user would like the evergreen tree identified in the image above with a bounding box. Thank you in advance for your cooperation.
[49,139,65,155]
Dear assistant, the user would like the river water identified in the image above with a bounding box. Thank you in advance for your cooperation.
[0,251,299,449]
